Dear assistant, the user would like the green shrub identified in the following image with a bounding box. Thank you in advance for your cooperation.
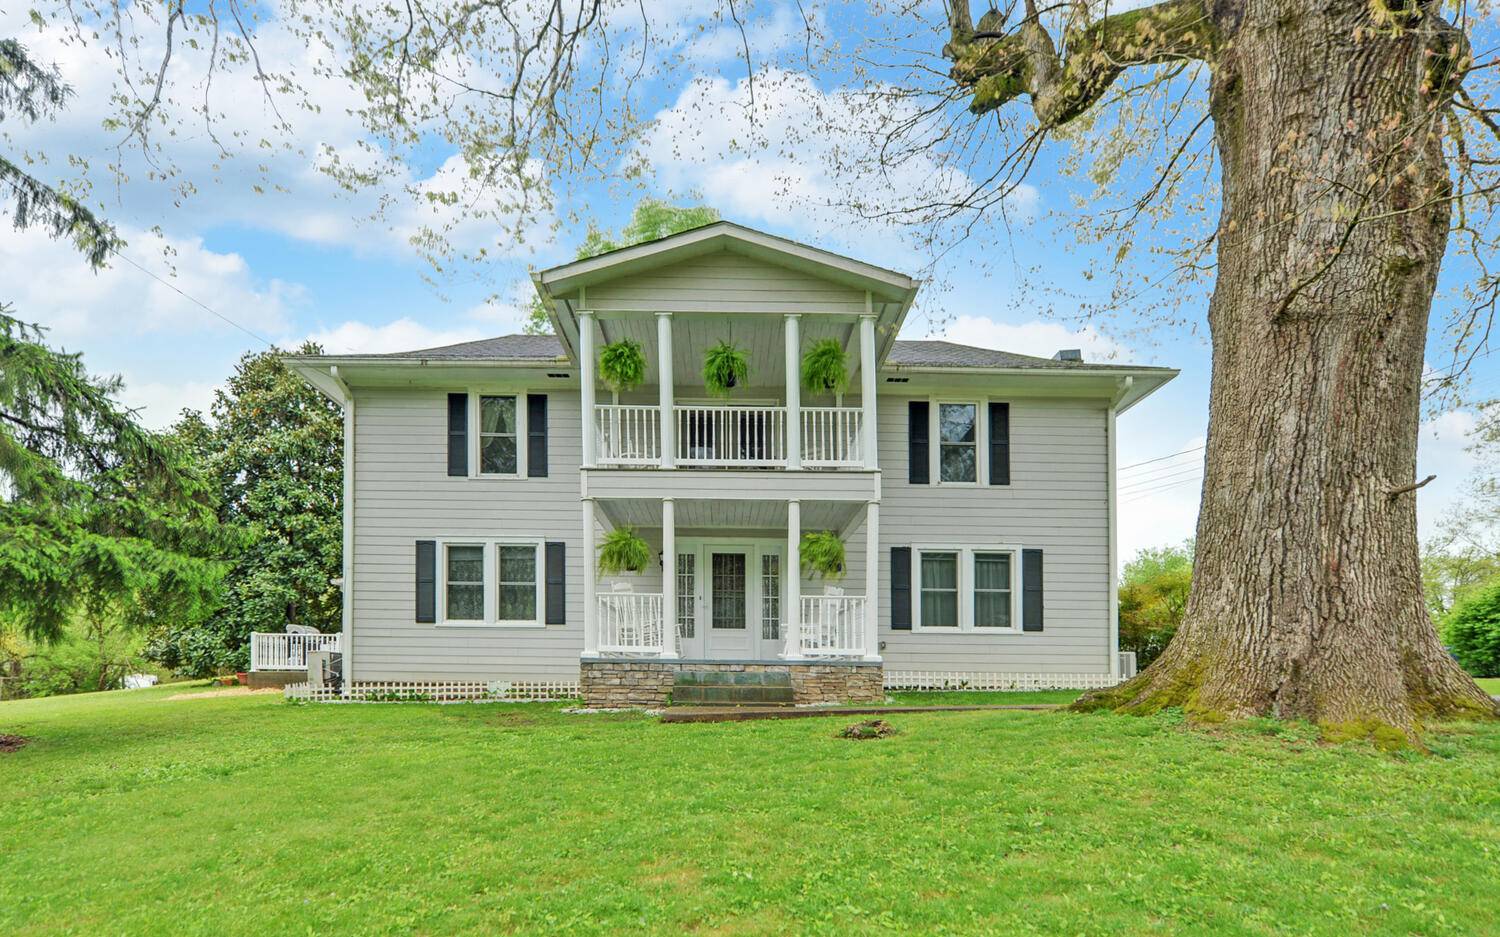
[1442,579,1500,677]
[598,527,653,575]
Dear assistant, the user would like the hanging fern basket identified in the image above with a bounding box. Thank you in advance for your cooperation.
[702,341,749,397]
[800,531,847,580]
[801,338,849,396]
[598,339,647,396]
[598,526,652,575]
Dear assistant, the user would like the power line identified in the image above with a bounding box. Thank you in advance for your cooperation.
[1117,444,1205,473]
[107,246,277,349]
[1122,476,1204,504]
[1118,465,1205,494]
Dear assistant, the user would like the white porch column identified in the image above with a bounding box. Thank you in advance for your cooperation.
[863,500,881,661]
[784,313,801,470]
[579,310,597,468]
[786,499,801,656]
[582,497,598,656]
[660,497,678,658]
[860,311,878,470]
[657,312,675,468]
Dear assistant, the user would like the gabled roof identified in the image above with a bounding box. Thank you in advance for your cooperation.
[298,332,1166,374]
[374,334,567,362]
[887,340,1173,373]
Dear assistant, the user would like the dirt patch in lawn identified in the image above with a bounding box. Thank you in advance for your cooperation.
[166,687,283,701]
[1,734,30,753]
[837,719,899,740]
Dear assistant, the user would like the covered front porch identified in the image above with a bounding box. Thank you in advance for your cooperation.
[579,493,881,663]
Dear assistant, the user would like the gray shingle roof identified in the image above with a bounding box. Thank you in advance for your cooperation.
[326,333,1163,372]
[377,334,566,360]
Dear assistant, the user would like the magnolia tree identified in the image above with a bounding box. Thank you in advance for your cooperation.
[17,0,1500,741]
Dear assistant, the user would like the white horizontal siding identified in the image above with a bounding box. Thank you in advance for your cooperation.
[351,387,585,681]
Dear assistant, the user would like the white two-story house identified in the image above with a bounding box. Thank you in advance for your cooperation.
[286,223,1175,706]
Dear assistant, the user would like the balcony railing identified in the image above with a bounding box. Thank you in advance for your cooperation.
[592,404,864,469]
[594,405,662,466]
[597,592,666,654]
[795,595,868,658]
[249,631,342,671]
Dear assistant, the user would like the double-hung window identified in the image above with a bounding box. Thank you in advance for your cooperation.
[439,539,543,626]
[479,395,519,475]
[937,402,979,483]
[915,547,1020,632]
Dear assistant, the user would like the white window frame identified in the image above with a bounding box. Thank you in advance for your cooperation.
[466,391,528,480]
[912,544,1022,634]
[435,538,545,628]
[930,397,987,487]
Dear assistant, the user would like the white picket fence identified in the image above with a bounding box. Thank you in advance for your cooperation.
[249,632,342,671]
[597,592,666,654]
[796,595,867,658]
[801,407,863,468]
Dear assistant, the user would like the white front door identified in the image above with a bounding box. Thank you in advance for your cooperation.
[707,546,754,658]
[678,539,785,660]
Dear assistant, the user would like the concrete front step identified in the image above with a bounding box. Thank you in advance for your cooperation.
[674,669,792,687]
[671,669,794,706]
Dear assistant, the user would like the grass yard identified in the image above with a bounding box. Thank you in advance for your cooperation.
[4,686,1500,936]
[1477,676,1500,695]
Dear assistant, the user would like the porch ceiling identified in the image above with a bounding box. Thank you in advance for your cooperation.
[596,498,862,534]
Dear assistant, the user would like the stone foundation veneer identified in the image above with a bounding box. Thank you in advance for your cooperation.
[580,659,884,709]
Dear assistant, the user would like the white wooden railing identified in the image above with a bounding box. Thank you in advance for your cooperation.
[795,595,867,658]
[250,632,341,671]
[801,407,864,468]
[597,593,666,654]
[594,405,662,466]
[676,405,788,467]
[592,403,870,469]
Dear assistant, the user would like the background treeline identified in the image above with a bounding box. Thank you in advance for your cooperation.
[1,313,340,698]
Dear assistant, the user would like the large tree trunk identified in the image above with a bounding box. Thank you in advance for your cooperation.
[1072,3,1497,742]
[943,0,1498,743]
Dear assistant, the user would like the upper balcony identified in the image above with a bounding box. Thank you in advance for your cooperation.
[531,222,921,473]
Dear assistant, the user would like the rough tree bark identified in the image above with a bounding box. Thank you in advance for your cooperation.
[946,0,1498,744]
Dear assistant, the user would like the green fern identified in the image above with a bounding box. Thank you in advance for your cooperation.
[801,338,849,396]
[800,531,847,580]
[598,339,647,394]
[702,341,749,397]
[598,526,652,574]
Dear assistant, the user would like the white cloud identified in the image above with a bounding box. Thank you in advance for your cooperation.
[303,318,488,355]
[925,314,1132,362]
[0,224,297,343]
[638,70,1037,268]
[3,6,556,262]
[116,377,221,431]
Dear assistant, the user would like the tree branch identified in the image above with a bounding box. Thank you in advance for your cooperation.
[945,0,1216,128]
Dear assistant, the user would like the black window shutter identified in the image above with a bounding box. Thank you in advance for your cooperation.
[544,542,566,625]
[907,402,929,484]
[1022,548,1044,632]
[988,402,1011,486]
[527,394,549,478]
[415,540,437,623]
[446,393,468,477]
[890,547,912,630]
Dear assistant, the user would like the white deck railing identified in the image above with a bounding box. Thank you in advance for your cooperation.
[801,407,864,468]
[676,405,788,467]
[594,405,662,466]
[597,593,666,654]
[592,404,870,469]
[796,595,867,658]
[250,632,342,671]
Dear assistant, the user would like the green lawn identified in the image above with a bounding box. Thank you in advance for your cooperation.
[4,685,1500,936]
[1477,677,1500,695]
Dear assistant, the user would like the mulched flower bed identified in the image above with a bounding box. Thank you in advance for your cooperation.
[0,734,30,753]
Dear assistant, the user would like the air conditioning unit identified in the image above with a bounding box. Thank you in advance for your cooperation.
[307,650,343,691]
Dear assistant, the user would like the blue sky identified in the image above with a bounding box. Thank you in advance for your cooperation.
[4,1,1495,563]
